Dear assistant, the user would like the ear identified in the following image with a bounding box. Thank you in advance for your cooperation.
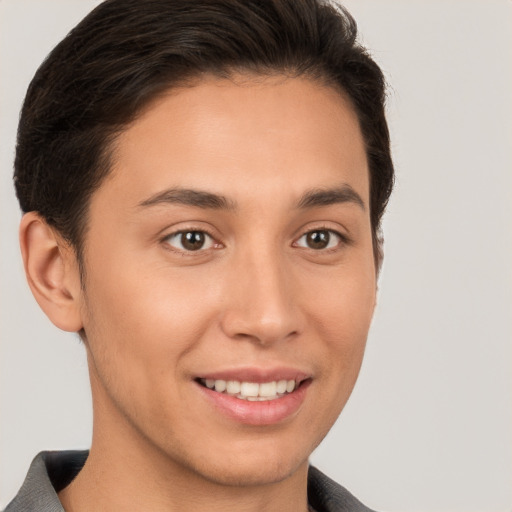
[19,212,84,332]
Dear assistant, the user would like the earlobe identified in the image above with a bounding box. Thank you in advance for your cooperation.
[19,212,84,332]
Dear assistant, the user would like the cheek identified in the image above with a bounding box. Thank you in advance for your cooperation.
[309,260,375,336]
[81,255,223,379]
[291,264,375,453]
[80,270,213,432]
[305,261,376,382]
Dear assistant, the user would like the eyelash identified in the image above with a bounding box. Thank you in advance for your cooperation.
[160,226,350,255]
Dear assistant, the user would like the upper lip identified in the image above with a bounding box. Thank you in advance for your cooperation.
[196,366,311,384]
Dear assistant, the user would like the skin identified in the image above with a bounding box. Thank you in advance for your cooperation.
[21,75,376,512]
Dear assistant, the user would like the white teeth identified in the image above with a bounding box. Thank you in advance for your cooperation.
[276,380,287,394]
[240,382,259,397]
[259,381,277,397]
[202,378,301,400]
[226,381,241,394]
[214,380,226,392]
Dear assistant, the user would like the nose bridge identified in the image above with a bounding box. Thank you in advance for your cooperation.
[220,243,300,345]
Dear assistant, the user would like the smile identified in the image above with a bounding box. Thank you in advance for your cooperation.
[195,369,311,425]
[198,378,298,401]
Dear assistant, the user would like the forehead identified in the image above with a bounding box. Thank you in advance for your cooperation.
[101,74,369,208]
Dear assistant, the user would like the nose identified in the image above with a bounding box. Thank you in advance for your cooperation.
[219,249,302,346]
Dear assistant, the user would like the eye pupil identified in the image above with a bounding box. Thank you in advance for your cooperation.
[181,231,205,251]
[306,230,330,249]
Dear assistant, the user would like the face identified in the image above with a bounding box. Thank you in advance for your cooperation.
[77,75,376,487]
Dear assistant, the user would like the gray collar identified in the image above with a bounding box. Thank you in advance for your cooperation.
[4,451,87,512]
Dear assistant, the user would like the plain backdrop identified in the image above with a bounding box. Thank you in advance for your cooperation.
[1,1,511,511]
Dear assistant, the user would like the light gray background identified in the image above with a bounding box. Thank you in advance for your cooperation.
[1,1,511,510]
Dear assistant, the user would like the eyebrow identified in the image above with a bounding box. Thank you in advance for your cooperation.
[137,184,365,212]
[296,185,366,211]
[137,188,236,210]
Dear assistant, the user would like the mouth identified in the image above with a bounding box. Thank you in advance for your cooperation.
[196,377,307,401]
[194,371,311,425]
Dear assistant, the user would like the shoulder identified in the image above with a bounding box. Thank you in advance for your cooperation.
[308,465,377,512]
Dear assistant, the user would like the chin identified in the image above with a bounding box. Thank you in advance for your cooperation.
[194,453,307,488]
[170,431,317,488]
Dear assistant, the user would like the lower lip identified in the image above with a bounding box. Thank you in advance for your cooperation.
[197,381,310,426]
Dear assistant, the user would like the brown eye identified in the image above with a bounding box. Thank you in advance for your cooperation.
[295,229,342,250]
[165,230,215,252]
[306,230,330,249]
[181,231,205,250]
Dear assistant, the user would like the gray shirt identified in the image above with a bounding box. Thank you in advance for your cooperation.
[4,451,376,512]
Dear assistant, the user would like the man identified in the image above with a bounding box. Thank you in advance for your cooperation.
[5,0,393,510]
